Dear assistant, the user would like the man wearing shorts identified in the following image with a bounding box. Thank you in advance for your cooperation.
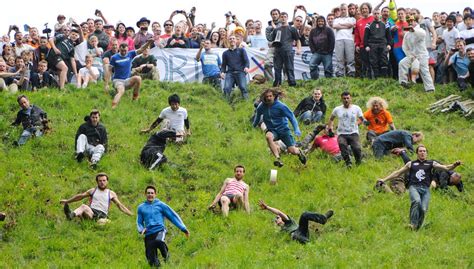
[60,173,133,221]
[253,88,306,167]
[208,165,250,217]
[105,39,153,109]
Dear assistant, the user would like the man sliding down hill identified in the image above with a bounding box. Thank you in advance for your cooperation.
[252,88,306,167]
[140,129,183,170]
[258,200,334,244]
[60,173,133,222]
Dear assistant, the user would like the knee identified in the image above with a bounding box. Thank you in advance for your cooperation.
[220,196,230,205]
[265,132,274,141]
[96,144,105,153]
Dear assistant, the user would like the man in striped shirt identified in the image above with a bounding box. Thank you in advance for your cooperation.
[208,165,250,217]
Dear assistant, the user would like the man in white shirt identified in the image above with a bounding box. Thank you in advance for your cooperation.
[442,15,460,52]
[328,91,365,168]
[141,94,190,142]
[332,4,356,77]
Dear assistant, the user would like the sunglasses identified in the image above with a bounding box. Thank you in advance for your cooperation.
[165,24,173,27]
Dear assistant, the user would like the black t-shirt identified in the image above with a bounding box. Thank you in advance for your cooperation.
[408,160,435,187]
[54,34,75,60]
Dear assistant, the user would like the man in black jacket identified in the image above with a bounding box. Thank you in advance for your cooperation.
[11,95,48,146]
[140,130,181,170]
[308,16,335,79]
[75,109,108,169]
[293,88,327,125]
[364,9,392,78]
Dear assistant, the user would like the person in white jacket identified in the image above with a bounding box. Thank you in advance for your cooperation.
[399,16,435,92]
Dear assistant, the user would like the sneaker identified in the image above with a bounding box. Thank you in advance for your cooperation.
[273,159,284,167]
[64,204,74,220]
[303,118,311,125]
[90,161,98,170]
[298,151,307,165]
[400,81,410,89]
[324,210,334,221]
[455,181,464,192]
[75,152,85,163]
[346,163,353,169]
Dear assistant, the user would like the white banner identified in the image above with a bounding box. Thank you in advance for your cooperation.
[150,47,315,82]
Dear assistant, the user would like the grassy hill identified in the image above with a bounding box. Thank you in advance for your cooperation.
[0,78,473,268]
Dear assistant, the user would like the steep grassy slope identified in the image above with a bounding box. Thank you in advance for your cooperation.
[0,78,473,268]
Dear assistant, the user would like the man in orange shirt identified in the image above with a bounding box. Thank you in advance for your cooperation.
[363,96,395,145]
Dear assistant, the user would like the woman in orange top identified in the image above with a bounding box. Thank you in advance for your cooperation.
[363,96,396,145]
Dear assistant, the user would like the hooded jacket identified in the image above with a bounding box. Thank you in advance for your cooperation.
[74,115,108,149]
[308,16,335,54]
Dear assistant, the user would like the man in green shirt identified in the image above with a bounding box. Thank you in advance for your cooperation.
[132,47,159,81]
[258,200,333,244]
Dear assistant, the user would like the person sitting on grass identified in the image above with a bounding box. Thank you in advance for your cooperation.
[76,55,99,89]
[11,95,49,146]
[258,200,334,244]
[208,165,250,217]
[252,88,306,168]
[363,96,395,145]
[141,94,190,143]
[60,173,133,221]
[293,88,327,125]
[74,109,107,169]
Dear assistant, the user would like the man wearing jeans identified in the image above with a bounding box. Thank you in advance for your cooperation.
[11,95,48,146]
[377,145,461,230]
[221,35,249,100]
[328,91,364,168]
[308,16,335,79]
[74,109,108,169]
[137,185,189,267]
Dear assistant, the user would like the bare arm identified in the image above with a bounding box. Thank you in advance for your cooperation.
[140,116,163,133]
[258,200,289,221]
[195,43,204,61]
[60,189,93,204]
[433,161,461,171]
[136,39,154,55]
[379,162,411,182]
[389,123,396,130]
[327,114,336,131]
[373,0,386,12]
[111,192,133,216]
[209,179,229,208]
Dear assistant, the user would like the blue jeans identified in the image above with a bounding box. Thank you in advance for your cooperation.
[299,111,323,125]
[309,53,333,79]
[408,185,430,229]
[18,127,43,145]
[223,71,248,99]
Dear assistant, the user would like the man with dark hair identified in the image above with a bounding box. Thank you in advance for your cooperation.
[328,91,364,168]
[208,165,250,217]
[268,12,301,87]
[253,88,306,167]
[196,39,221,90]
[447,38,470,91]
[221,35,250,100]
[48,25,77,89]
[364,9,392,78]
[90,19,109,51]
[60,173,132,222]
[140,130,183,170]
[105,39,153,108]
[11,95,48,146]
[137,185,189,267]
[308,16,335,79]
[141,94,190,142]
[264,8,281,81]
[258,200,334,244]
[378,145,462,230]
[132,47,159,81]
[333,4,356,77]
[74,109,108,169]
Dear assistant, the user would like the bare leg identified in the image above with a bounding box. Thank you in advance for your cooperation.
[287,146,301,156]
[265,132,280,158]
[112,85,125,109]
[56,61,68,90]
[73,204,94,219]
[220,196,231,217]
[129,76,142,100]
[83,75,91,88]
[76,74,83,88]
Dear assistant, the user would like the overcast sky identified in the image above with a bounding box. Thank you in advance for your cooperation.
[2,0,469,35]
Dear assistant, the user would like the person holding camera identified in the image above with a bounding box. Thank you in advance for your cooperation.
[447,38,470,91]
[268,12,301,87]
[377,145,462,230]
[398,15,435,92]
[11,95,48,146]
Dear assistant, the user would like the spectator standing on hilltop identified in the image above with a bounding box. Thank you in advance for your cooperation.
[221,35,250,100]
[137,185,189,267]
[269,12,301,87]
[308,16,335,79]
[364,9,392,78]
[333,4,356,77]
[196,39,222,90]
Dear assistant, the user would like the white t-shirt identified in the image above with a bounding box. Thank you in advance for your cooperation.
[331,105,363,135]
[460,29,474,50]
[159,107,188,132]
[442,28,460,50]
[79,66,100,81]
[333,17,356,40]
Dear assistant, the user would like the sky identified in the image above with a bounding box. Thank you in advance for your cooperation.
[2,0,470,35]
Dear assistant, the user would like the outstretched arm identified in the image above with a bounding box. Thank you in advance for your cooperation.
[60,189,93,204]
[433,160,462,171]
[378,162,411,183]
[258,200,289,221]
[111,192,133,216]
[141,116,163,134]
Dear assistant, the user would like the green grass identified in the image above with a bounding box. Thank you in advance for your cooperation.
[0,78,473,268]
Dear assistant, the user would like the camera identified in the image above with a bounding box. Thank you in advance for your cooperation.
[42,23,52,35]
[95,9,101,16]
[451,48,459,52]
[225,11,232,18]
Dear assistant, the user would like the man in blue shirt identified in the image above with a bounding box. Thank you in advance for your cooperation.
[105,39,153,109]
[137,185,189,267]
[447,38,470,91]
[253,88,306,167]
[221,35,250,101]
[196,39,221,90]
